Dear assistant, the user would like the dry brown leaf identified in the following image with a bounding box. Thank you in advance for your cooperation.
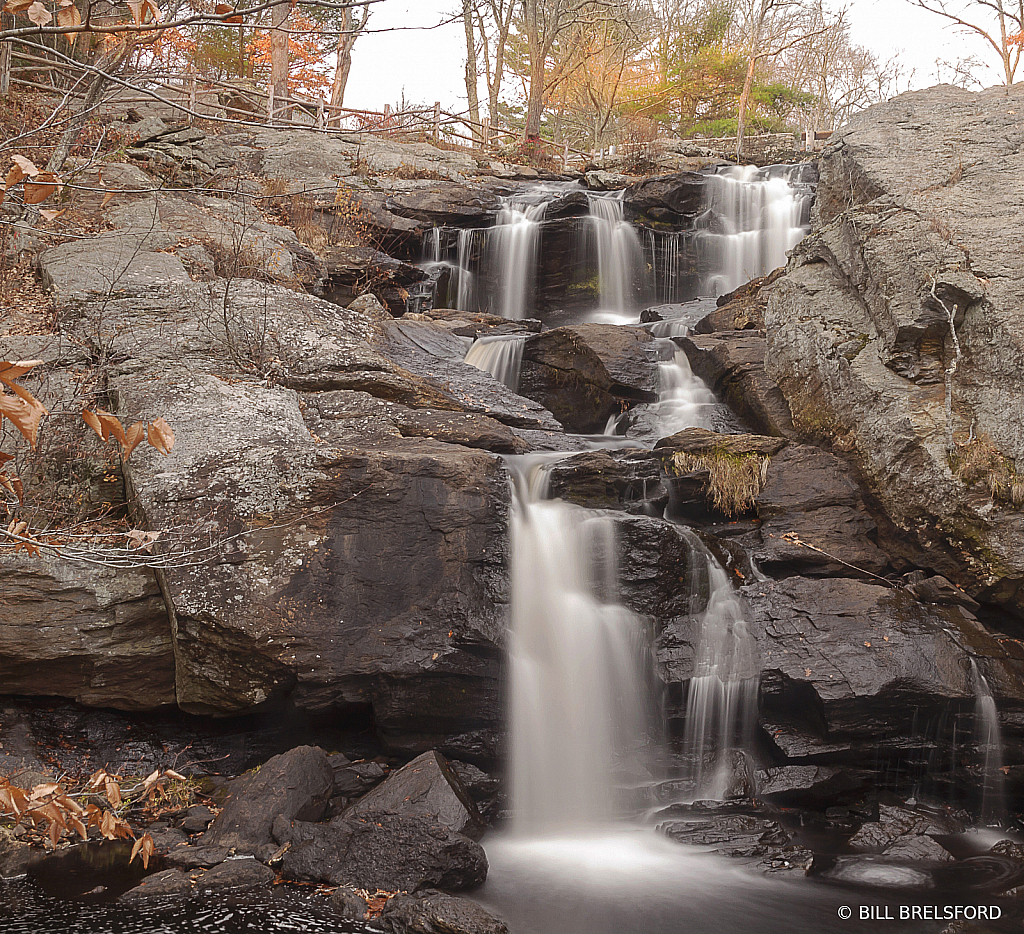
[3,0,35,12]
[214,2,242,22]
[81,408,103,439]
[10,155,38,176]
[146,417,175,455]
[39,208,66,222]
[0,473,24,505]
[98,411,127,447]
[125,0,144,23]
[0,390,48,448]
[26,1,51,25]
[124,420,145,456]
[0,359,43,383]
[23,171,60,205]
[142,0,162,20]
[56,0,80,37]
[101,189,116,209]
[130,832,155,869]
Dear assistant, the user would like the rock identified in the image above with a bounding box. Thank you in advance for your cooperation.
[119,869,193,902]
[274,810,487,891]
[344,750,484,838]
[332,887,369,920]
[765,83,1024,613]
[752,445,890,578]
[332,760,387,797]
[678,331,796,437]
[0,555,174,710]
[385,185,502,226]
[39,234,189,310]
[625,172,705,225]
[0,838,44,878]
[694,269,786,334]
[203,746,333,853]
[848,804,962,853]
[584,170,631,191]
[904,574,981,611]
[544,448,666,513]
[147,828,189,855]
[658,814,788,858]
[195,858,276,891]
[179,805,217,833]
[755,766,869,805]
[749,577,1024,743]
[164,845,231,870]
[883,835,953,862]
[379,891,509,934]
[520,325,659,432]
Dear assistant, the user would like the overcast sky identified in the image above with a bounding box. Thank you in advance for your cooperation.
[343,0,1000,114]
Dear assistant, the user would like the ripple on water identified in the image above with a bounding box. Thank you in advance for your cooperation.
[0,878,374,934]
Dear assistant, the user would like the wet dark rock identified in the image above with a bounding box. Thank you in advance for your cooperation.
[765,83,1024,614]
[404,309,542,340]
[164,845,232,870]
[904,574,981,612]
[694,269,785,334]
[344,750,484,838]
[332,887,369,920]
[883,835,954,862]
[384,185,502,227]
[753,445,890,578]
[195,858,276,891]
[0,839,44,879]
[179,805,217,833]
[755,765,869,805]
[659,814,788,858]
[273,810,487,891]
[332,760,387,797]
[544,448,666,513]
[379,890,510,934]
[749,577,1024,744]
[520,325,659,432]
[147,828,189,855]
[678,331,796,437]
[119,868,193,902]
[625,172,705,225]
[848,804,962,853]
[203,745,333,853]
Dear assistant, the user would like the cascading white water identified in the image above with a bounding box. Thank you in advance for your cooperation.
[464,334,527,390]
[509,457,652,832]
[970,661,1007,824]
[699,165,812,296]
[493,196,547,320]
[680,532,760,800]
[587,192,644,315]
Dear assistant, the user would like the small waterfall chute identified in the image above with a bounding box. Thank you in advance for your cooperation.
[493,195,547,320]
[971,660,1007,825]
[680,531,760,801]
[586,191,645,318]
[509,456,654,833]
[464,334,527,391]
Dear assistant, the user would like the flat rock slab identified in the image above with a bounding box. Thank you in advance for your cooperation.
[39,235,188,308]
[119,869,192,902]
[379,891,510,934]
[195,858,276,891]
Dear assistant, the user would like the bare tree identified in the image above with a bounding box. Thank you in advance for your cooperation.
[462,0,481,142]
[909,0,1023,85]
[733,0,840,159]
[330,1,370,109]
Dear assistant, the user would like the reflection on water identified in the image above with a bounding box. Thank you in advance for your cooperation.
[0,878,370,934]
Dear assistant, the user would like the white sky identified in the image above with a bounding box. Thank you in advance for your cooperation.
[343,0,1003,114]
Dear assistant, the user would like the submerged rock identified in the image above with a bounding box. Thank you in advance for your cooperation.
[379,891,510,934]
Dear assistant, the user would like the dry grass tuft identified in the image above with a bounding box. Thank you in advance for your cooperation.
[670,450,770,516]
[950,438,1024,508]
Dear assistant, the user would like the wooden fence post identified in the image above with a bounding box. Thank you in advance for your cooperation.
[481,116,490,147]
[267,84,274,124]
[0,13,12,98]
[188,74,197,124]
[432,100,441,143]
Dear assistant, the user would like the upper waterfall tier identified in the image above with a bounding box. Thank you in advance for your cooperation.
[410,165,815,324]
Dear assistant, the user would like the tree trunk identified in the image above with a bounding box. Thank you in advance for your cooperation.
[735,55,757,162]
[524,58,545,140]
[269,0,289,121]
[330,7,353,108]
[46,43,129,173]
[463,0,481,144]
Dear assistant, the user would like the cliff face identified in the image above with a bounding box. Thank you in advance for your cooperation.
[766,84,1024,614]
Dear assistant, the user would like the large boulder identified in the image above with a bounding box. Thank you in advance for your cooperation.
[274,810,487,891]
[0,556,173,710]
[344,750,484,838]
[519,325,659,432]
[765,84,1024,614]
[203,745,334,852]
[625,172,705,225]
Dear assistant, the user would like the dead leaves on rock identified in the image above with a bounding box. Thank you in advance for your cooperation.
[81,408,175,457]
[1,155,62,208]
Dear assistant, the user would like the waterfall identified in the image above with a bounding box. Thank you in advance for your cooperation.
[509,457,653,833]
[587,191,645,315]
[464,334,527,390]
[492,195,547,320]
[681,532,760,800]
[970,661,1007,824]
[699,164,813,296]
